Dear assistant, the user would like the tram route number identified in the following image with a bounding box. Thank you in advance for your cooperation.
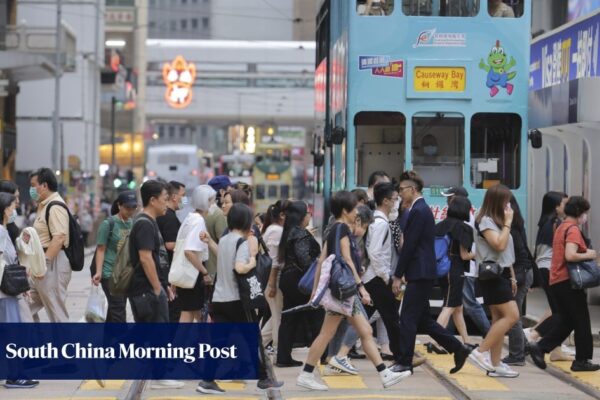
[414,67,466,92]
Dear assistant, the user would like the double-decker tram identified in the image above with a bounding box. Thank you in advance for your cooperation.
[312,0,535,229]
[253,143,293,213]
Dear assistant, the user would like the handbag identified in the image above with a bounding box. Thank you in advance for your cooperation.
[329,224,358,301]
[0,264,30,296]
[234,238,268,310]
[168,238,200,289]
[478,260,503,281]
[298,259,318,295]
[255,234,273,290]
[563,226,600,290]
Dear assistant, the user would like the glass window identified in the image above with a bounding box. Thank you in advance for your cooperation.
[256,185,265,200]
[281,185,290,199]
[168,126,175,138]
[202,17,210,28]
[191,18,198,29]
[181,19,187,30]
[488,0,520,18]
[402,0,479,16]
[412,112,464,187]
[470,113,521,189]
[268,185,278,198]
[354,112,405,187]
[357,0,394,15]
[170,20,176,31]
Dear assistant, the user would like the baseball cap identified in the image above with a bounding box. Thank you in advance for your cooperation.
[117,190,138,208]
[208,175,233,192]
[441,186,469,198]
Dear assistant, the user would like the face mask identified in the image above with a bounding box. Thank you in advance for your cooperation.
[178,196,188,209]
[423,146,438,156]
[29,187,40,201]
[7,209,16,224]
[579,213,588,225]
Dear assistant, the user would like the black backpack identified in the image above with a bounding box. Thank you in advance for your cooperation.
[45,201,85,271]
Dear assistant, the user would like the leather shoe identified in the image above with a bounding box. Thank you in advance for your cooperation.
[450,345,472,374]
[275,360,303,368]
[529,343,547,370]
[348,348,366,360]
[390,363,413,374]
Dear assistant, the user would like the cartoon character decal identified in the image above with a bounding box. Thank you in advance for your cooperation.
[162,55,196,109]
[479,40,516,97]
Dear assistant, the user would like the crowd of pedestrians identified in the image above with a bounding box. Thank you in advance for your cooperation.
[1,165,598,393]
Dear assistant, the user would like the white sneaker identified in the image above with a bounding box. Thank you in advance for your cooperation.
[523,328,534,343]
[322,365,349,376]
[550,346,575,362]
[329,356,358,375]
[151,380,185,389]
[469,348,495,372]
[297,371,328,391]
[380,367,411,388]
[561,344,576,356]
[487,362,519,378]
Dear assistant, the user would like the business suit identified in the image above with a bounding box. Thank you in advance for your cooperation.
[395,198,463,367]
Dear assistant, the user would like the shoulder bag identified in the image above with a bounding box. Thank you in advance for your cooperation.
[329,224,358,301]
[564,226,600,290]
[234,238,268,310]
[475,222,503,281]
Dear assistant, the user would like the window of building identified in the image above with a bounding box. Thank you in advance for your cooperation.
[191,18,198,29]
[470,113,521,189]
[149,21,156,29]
[202,17,210,28]
[268,185,278,198]
[412,112,464,187]
[181,19,187,30]
[357,0,394,15]
[158,125,165,138]
[354,112,405,187]
[168,126,175,139]
[170,20,176,31]
[488,0,521,18]
[402,0,479,16]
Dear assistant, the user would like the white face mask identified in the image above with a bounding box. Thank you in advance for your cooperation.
[7,209,16,224]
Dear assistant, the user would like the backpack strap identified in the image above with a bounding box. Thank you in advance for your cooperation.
[45,200,69,244]
[373,215,390,244]
[106,217,116,248]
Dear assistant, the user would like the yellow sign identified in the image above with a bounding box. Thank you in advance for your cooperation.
[414,67,466,92]
[266,174,280,181]
[162,55,196,109]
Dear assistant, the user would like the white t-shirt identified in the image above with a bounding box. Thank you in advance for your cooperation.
[176,212,209,262]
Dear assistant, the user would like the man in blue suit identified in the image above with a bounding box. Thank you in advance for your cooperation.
[391,171,471,374]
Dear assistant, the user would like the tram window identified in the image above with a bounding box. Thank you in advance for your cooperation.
[281,185,290,199]
[488,0,520,18]
[256,185,266,200]
[268,185,278,198]
[411,112,464,187]
[470,113,521,189]
[357,0,394,15]
[402,0,479,16]
[354,112,405,187]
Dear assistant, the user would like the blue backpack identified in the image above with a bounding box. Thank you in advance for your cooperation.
[435,234,451,278]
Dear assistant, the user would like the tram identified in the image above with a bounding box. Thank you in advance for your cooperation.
[252,142,293,213]
[312,0,535,230]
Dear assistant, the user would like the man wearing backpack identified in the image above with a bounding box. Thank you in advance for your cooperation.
[28,168,71,322]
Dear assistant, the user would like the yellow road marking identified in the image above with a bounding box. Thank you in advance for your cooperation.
[317,364,367,389]
[80,380,125,390]
[147,397,258,400]
[416,344,509,391]
[550,358,600,390]
[216,381,247,390]
[47,398,117,400]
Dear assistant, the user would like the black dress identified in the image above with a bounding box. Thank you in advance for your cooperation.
[435,218,474,308]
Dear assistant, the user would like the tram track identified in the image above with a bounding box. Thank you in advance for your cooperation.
[417,351,472,400]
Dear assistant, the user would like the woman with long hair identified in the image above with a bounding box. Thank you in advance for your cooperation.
[92,190,137,322]
[435,196,475,345]
[173,185,215,323]
[296,191,410,391]
[529,196,599,372]
[276,200,323,367]
[502,196,534,366]
[261,200,287,353]
[468,184,520,377]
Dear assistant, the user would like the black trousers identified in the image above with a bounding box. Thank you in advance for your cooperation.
[100,278,127,322]
[364,277,401,362]
[277,268,323,364]
[535,268,562,337]
[211,300,267,380]
[398,279,462,366]
[537,280,593,361]
[130,288,169,323]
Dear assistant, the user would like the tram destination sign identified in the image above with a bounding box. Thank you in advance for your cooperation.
[413,67,466,92]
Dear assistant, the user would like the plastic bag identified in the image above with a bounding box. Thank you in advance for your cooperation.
[85,285,107,323]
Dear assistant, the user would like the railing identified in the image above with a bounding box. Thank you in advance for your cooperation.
[2,23,77,72]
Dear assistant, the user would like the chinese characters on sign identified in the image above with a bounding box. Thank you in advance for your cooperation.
[162,56,196,109]
[413,67,466,92]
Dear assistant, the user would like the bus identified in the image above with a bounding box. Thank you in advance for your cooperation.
[146,144,201,190]
[218,152,254,186]
[312,0,535,231]
[252,143,293,213]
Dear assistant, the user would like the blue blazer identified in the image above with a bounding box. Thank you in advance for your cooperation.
[394,198,437,281]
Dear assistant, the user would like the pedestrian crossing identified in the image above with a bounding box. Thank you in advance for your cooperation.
[549,358,600,390]
[80,380,125,390]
